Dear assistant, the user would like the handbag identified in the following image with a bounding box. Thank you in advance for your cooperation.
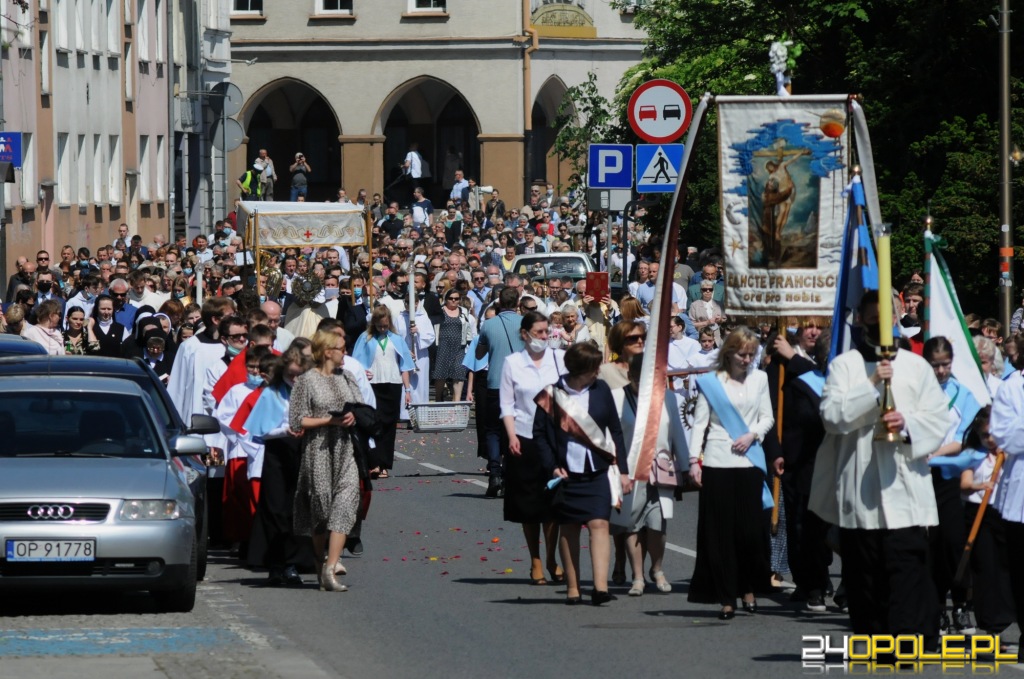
[650,450,680,488]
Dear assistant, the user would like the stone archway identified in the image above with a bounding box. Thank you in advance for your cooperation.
[532,76,571,192]
[241,79,342,202]
[376,77,481,208]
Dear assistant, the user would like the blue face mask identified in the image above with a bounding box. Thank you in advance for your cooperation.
[219,240,228,247]
[174,291,186,300]
[245,374,263,388]
[259,295,267,304]
[353,287,363,299]
[226,344,243,357]
[184,267,193,275]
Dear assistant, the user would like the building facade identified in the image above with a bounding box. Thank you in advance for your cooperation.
[0,0,231,282]
[227,0,644,209]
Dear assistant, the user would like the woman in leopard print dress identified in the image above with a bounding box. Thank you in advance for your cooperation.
[290,329,365,592]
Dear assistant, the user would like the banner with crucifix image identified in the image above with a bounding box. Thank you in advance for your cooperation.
[717,95,851,316]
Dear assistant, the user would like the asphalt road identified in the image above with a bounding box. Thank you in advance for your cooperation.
[1,425,1020,678]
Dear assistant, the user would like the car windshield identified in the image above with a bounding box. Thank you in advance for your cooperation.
[516,257,588,281]
[0,392,164,459]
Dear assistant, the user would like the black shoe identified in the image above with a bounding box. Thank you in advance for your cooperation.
[346,538,364,556]
[266,569,284,587]
[719,607,736,620]
[805,594,827,613]
[282,565,303,587]
[742,600,757,614]
[565,596,583,606]
[591,590,617,606]
[485,475,503,498]
[939,611,951,636]
[952,607,976,635]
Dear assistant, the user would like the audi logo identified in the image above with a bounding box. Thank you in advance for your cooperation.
[26,505,76,520]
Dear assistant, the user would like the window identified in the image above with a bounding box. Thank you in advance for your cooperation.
[154,0,163,62]
[40,30,51,94]
[56,133,71,205]
[124,40,132,99]
[90,0,102,50]
[74,0,86,50]
[108,134,121,203]
[136,0,149,61]
[411,0,445,9]
[92,134,104,203]
[156,134,165,200]
[139,135,150,201]
[0,0,31,45]
[19,133,34,207]
[76,134,87,205]
[106,0,119,53]
[54,0,69,50]
[232,0,262,14]
[317,0,352,13]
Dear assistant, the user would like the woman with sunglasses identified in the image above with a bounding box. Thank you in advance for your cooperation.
[433,288,475,402]
[599,320,647,584]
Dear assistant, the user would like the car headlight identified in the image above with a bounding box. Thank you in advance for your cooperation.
[119,500,180,521]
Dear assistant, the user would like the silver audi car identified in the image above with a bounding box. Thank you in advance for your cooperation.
[0,375,205,611]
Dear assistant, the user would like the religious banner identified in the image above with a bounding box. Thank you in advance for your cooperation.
[238,201,368,248]
[717,95,850,316]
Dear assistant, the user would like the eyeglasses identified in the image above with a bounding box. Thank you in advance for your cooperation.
[701,287,714,292]
[624,334,647,344]
[37,256,49,261]
[226,333,249,341]
[522,305,538,312]
[111,292,127,298]
[448,296,461,301]
[472,277,485,282]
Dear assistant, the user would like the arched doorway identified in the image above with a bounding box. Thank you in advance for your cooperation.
[532,76,570,192]
[243,79,342,202]
[378,77,480,208]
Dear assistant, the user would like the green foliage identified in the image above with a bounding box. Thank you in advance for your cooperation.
[551,73,615,196]
[606,0,1024,316]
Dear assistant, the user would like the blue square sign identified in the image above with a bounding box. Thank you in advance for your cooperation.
[0,133,22,170]
[636,144,683,194]
[587,144,633,189]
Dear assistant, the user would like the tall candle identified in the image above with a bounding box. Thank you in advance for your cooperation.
[876,228,894,347]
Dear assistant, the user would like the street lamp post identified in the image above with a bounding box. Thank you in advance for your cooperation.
[998,0,1014,330]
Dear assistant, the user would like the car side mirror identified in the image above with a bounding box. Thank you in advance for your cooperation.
[187,414,219,436]
[171,435,208,457]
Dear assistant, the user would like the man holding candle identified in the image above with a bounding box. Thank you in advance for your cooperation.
[809,290,949,651]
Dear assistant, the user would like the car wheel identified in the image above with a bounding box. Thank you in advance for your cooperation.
[152,536,197,613]
[197,498,209,582]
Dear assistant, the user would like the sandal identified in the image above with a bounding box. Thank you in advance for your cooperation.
[369,467,381,480]
[530,562,547,586]
[548,564,565,583]
[628,579,645,597]
[379,469,390,479]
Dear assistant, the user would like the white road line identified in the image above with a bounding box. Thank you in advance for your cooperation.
[397,453,701,555]
[665,542,697,558]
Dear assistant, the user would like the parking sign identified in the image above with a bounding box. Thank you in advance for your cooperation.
[587,144,633,189]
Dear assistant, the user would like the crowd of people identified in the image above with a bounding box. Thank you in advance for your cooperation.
[7,169,1024,660]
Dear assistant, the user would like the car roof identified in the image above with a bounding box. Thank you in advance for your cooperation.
[0,334,48,355]
[0,355,150,376]
[0,374,145,395]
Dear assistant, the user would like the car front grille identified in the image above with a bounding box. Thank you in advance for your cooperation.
[0,503,111,523]
[0,559,163,577]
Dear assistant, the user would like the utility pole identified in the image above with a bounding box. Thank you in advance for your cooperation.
[998,0,1014,330]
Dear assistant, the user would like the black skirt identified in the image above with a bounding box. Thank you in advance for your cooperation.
[503,437,551,524]
[552,469,612,525]
[688,466,772,605]
[248,436,316,572]
[371,382,402,470]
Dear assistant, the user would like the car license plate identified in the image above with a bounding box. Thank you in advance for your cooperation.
[5,539,96,562]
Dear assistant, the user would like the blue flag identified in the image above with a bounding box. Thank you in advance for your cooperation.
[829,175,879,363]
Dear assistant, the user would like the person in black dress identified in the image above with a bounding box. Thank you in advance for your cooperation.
[90,294,127,358]
[533,342,630,606]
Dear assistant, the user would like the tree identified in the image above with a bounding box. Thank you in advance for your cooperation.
[612,0,1024,317]
[550,72,616,198]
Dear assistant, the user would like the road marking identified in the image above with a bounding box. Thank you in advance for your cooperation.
[665,542,697,558]
[462,478,488,488]
[394,452,413,460]
[419,463,455,474]
[0,627,239,657]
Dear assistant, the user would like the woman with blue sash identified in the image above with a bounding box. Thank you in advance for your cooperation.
[924,337,982,634]
[686,327,775,620]
[351,305,415,477]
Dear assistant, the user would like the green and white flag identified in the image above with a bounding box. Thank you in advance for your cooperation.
[923,230,991,406]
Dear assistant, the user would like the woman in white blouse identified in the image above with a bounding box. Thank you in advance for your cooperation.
[686,327,774,620]
[500,310,566,585]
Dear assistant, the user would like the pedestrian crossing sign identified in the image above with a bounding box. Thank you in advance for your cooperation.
[636,143,684,193]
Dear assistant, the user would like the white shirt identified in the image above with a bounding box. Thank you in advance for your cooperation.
[563,383,593,473]
[341,355,376,407]
[690,370,773,468]
[404,151,422,179]
[499,348,566,439]
[992,371,1024,522]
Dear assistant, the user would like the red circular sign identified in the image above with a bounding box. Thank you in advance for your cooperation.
[627,79,692,144]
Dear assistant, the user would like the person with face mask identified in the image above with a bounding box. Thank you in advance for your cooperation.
[65,275,101,327]
[335,276,369,353]
[499,310,567,587]
[810,291,950,649]
[33,271,65,320]
[245,349,311,585]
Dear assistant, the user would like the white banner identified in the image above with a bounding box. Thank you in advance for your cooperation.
[717,95,850,316]
[238,201,368,248]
